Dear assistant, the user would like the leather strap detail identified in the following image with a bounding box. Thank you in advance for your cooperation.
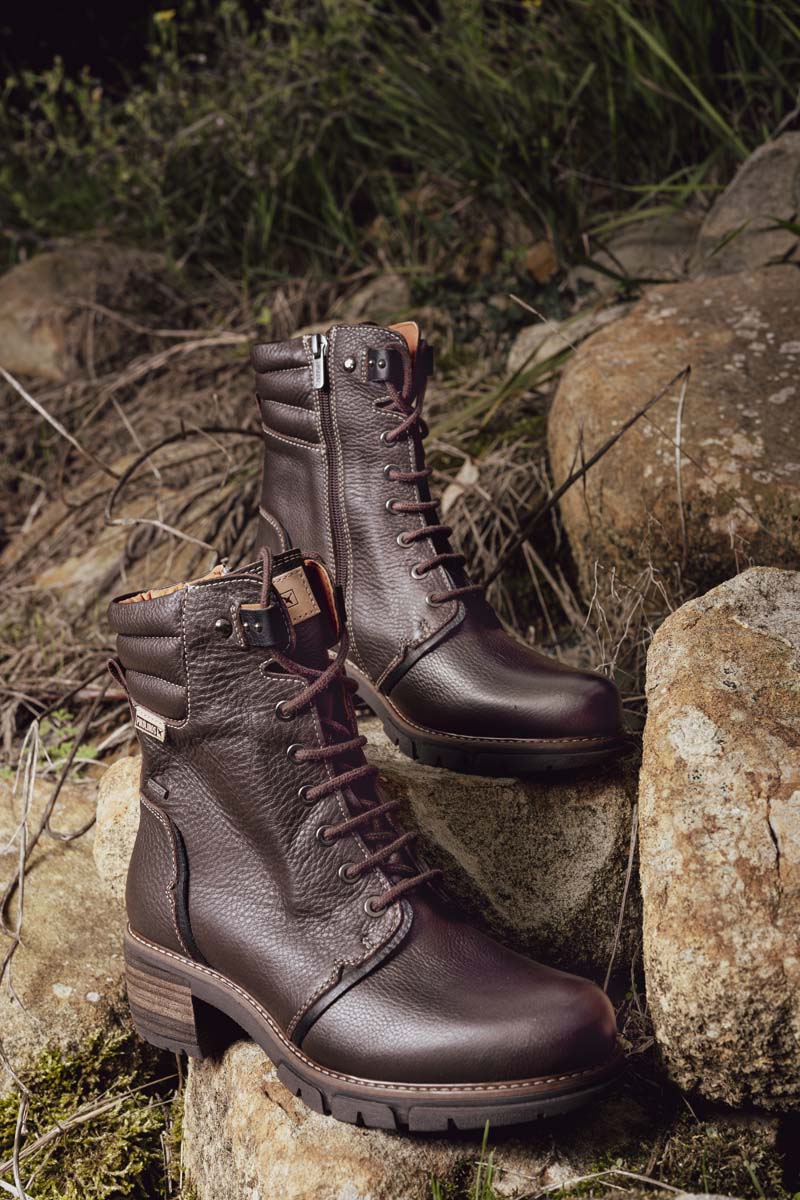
[238,603,293,649]
[366,345,405,387]
[291,899,414,1046]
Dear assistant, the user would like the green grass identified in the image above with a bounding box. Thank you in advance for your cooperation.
[1,0,798,289]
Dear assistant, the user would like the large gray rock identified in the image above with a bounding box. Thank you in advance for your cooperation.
[183,1041,651,1200]
[570,209,701,294]
[0,774,126,1092]
[692,133,800,275]
[639,567,800,1110]
[548,266,800,595]
[366,719,639,979]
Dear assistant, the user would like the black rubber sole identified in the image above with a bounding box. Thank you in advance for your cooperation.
[346,660,629,776]
[125,928,622,1132]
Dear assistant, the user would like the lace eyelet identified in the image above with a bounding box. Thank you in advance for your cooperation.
[364,896,386,917]
[316,825,336,847]
[410,563,427,580]
[338,863,359,884]
[298,784,316,804]
[385,498,399,514]
[380,430,395,446]
[382,464,395,481]
[286,742,304,761]
[275,699,294,721]
[426,594,444,607]
[396,532,412,548]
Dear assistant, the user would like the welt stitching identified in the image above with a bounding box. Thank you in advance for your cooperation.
[129,927,609,1093]
[261,423,323,451]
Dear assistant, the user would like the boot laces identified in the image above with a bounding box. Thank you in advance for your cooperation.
[259,548,441,911]
[379,355,483,606]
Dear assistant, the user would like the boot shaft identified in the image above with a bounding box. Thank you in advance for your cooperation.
[254,322,467,688]
[108,553,410,1030]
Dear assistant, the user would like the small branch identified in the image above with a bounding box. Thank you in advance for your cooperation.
[0,365,118,480]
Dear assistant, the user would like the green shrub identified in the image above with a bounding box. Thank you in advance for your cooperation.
[1,1,798,284]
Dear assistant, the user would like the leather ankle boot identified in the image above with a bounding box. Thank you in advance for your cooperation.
[252,321,627,774]
[109,550,620,1130]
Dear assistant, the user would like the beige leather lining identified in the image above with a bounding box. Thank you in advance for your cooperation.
[120,564,227,604]
[388,320,419,355]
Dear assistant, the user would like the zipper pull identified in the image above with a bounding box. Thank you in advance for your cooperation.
[311,333,328,390]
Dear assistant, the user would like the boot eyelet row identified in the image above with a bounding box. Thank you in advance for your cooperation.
[338,862,359,884]
[275,700,294,721]
[410,564,427,580]
[364,896,385,917]
[316,825,336,847]
[286,742,304,761]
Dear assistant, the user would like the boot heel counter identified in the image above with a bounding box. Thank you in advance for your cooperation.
[126,797,190,957]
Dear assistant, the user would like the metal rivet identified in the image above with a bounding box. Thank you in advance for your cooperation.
[378,358,387,369]
[214,618,232,637]
[253,620,262,633]
[343,356,356,372]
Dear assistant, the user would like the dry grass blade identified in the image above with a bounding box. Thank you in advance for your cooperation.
[0,366,118,480]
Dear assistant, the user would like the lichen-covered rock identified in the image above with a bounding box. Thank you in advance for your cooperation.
[507,303,630,375]
[548,267,800,594]
[691,133,800,276]
[93,756,141,899]
[366,719,639,979]
[0,775,126,1092]
[182,1041,651,1200]
[639,567,800,1109]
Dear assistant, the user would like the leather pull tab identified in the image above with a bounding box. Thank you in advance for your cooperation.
[107,657,129,696]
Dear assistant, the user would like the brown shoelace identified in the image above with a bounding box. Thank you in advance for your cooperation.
[259,549,440,912]
[380,351,483,607]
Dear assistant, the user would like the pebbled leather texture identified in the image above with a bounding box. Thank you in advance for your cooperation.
[255,325,459,682]
[110,567,404,1033]
[390,608,623,740]
[301,893,616,1083]
[253,322,625,746]
[126,796,188,957]
[111,557,619,1084]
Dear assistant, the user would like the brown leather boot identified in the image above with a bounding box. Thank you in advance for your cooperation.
[253,321,627,774]
[109,550,620,1130]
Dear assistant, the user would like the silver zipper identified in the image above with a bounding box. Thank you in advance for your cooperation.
[311,333,328,390]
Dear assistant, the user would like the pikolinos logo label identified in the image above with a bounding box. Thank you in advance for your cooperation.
[134,705,166,743]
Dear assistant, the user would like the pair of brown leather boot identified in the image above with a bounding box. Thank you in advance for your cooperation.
[110,319,626,1132]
